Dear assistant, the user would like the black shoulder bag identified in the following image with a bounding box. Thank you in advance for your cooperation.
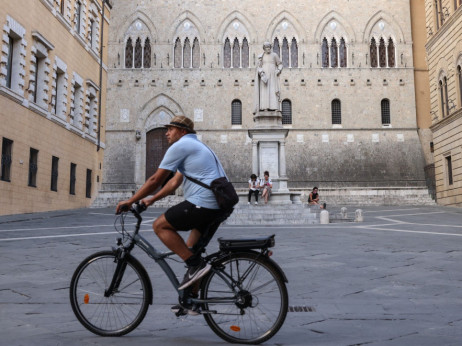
[184,147,239,211]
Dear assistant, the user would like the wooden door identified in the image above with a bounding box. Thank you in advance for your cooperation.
[145,128,169,180]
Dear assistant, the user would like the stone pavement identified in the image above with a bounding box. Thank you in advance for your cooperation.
[1,205,462,345]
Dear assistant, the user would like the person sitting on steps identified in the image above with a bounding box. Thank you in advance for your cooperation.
[260,171,272,204]
[308,186,326,209]
[248,174,260,205]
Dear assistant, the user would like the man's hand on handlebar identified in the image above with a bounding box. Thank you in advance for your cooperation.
[116,200,133,214]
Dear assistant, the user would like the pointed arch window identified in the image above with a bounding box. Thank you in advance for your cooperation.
[370,38,378,67]
[233,38,240,68]
[281,38,289,68]
[440,76,449,116]
[174,38,182,68]
[339,38,347,67]
[231,99,242,125]
[134,37,142,68]
[322,38,329,68]
[379,38,386,67]
[330,38,338,68]
[291,38,298,68]
[242,38,249,68]
[192,38,200,68]
[183,38,191,68]
[381,99,390,125]
[143,38,151,68]
[331,99,341,124]
[282,99,292,125]
[458,65,462,106]
[125,37,133,68]
[387,38,395,67]
[223,38,231,68]
[273,38,280,57]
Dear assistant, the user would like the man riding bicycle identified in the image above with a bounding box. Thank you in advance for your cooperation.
[116,115,231,314]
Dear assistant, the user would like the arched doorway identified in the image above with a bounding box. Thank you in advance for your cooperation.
[146,127,169,180]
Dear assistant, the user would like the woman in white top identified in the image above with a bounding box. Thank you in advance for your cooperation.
[248,174,260,205]
[260,171,272,204]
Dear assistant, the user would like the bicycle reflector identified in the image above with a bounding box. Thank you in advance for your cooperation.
[84,293,90,304]
[230,325,241,332]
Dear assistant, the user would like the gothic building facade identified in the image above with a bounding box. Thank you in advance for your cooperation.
[99,0,432,205]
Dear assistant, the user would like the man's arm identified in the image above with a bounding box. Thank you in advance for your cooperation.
[116,168,172,213]
[142,171,183,207]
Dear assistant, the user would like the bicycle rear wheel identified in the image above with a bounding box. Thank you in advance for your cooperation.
[201,252,288,344]
[69,251,151,336]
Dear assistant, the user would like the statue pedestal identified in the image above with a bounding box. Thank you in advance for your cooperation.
[248,110,296,204]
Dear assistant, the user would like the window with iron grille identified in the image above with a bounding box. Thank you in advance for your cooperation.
[446,156,453,185]
[60,0,65,15]
[51,156,59,191]
[134,37,142,68]
[86,169,92,198]
[1,138,13,182]
[28,148,38,187]
[282,99,292,125]
[125,38,133,68]
[233,38,240,68]
[231,100,242,125]
[70,163,76,195]
[370,38,378,67]
[331,99,341,124]
[381,99,390,124]
[144,38,151,68]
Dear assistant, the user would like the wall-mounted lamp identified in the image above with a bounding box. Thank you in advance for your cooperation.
[135,130,141,140]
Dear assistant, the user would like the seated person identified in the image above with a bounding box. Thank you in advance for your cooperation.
[308,187,325,209]
[260,171,272,204]
[248,174,260,205]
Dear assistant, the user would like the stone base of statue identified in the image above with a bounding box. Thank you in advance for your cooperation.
[248,110,299,204]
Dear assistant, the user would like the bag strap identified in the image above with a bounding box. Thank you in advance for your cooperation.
[184,142,227,189]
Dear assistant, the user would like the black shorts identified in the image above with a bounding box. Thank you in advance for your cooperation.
[164,200,226,234]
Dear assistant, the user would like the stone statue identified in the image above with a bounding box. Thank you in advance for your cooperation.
[253,42,283,115]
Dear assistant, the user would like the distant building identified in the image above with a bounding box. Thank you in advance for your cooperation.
[425,0,462,206]
[98,0,434,206]
[0,0,112,215]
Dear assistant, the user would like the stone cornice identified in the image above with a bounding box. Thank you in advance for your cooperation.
[430,108,462,132]
[426,7,462,52]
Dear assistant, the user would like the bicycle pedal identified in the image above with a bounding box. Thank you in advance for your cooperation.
[175,309,188,317]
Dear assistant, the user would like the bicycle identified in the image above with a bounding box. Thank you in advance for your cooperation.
[69,203,289,344]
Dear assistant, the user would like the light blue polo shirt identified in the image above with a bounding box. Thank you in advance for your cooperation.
[159,134,226,209]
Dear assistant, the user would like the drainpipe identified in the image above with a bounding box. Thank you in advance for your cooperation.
[97,0,112,151]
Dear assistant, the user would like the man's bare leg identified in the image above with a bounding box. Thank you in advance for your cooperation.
[153,214,193,261]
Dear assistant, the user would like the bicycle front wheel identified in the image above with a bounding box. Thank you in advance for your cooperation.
[201,252,288,344]
[69,251,150,336]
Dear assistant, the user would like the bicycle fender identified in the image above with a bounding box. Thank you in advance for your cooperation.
[264,256,289,283]
[126,253,154,305]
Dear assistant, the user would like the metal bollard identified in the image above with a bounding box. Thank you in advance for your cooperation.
[355,209,364,222]
[320,210,329,224]
[340,207,347,219]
